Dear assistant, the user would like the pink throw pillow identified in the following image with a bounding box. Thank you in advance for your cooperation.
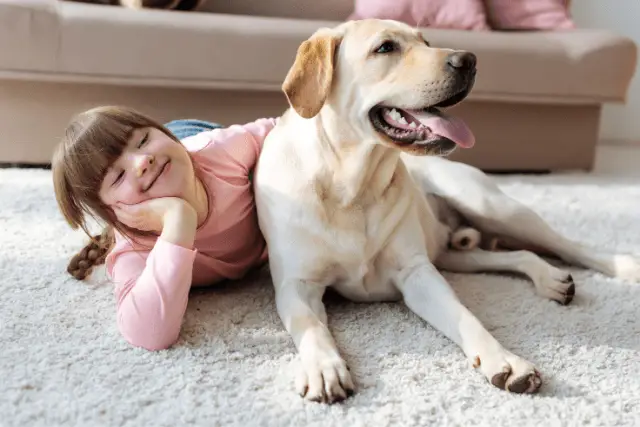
[349,0,490,31]
[483,0,575,30]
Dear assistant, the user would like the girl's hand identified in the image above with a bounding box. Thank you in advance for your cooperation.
[113,197,196,234]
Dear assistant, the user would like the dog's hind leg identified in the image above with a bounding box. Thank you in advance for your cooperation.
[407,157,640,282]
[275,279,355,404]
[457,186,640,282]
[435,249,576,305]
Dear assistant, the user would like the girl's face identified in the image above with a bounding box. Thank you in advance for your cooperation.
[99,127,194,207]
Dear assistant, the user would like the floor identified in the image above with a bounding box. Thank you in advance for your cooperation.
[592,144,640,177]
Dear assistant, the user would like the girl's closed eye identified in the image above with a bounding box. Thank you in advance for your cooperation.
[137,131,149,149]
[113,170,125,186]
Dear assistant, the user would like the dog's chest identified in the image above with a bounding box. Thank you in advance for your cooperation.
[314,202,404,302]
[331,260,402,302]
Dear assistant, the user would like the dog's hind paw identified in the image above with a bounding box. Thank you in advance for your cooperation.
[613,254,640,282]
[535,267,576,305]
[449,227,481,251]
[296,356,355,404]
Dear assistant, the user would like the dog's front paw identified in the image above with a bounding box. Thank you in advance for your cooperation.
[475,350,542,394]
[613,254,640,282]
[296,355,355,404]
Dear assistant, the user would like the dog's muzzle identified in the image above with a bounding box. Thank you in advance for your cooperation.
[369,50,478,150]
[430,52,477,108]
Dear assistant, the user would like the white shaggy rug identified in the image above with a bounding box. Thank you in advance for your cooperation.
[2,167,639,427]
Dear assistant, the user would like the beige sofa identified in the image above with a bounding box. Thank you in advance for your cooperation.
[0,0,637,171]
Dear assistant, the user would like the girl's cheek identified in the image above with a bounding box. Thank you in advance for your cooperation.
[115,182,140,205]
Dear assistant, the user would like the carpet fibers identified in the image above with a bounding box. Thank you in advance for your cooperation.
[1,168,639,426]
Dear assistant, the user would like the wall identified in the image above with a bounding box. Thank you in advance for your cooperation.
[571,1,640,145]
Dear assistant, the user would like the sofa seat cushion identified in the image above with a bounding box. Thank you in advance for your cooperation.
[1,1,636,105]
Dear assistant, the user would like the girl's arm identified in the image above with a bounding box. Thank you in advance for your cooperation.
[184,117,278,175]
[106,201,198,351]
[235,117,278,169]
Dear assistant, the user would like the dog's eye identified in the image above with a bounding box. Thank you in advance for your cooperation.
[374,41,397,54]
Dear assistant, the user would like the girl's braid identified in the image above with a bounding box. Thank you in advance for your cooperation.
[67,226,115,280]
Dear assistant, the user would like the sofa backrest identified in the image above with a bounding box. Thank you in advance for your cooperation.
[199,0,352,22]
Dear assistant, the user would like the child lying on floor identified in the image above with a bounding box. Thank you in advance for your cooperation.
[52,105,277,351]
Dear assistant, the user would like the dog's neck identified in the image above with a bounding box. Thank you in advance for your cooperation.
[309,106,403,207]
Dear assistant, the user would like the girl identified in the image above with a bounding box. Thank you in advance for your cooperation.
[52,105,277,351]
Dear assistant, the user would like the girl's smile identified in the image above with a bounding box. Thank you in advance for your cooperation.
[141,159,170,193]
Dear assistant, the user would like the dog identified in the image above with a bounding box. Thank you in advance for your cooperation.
[253,18,640,403]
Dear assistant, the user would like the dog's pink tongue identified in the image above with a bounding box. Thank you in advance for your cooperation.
[412,110,475,148]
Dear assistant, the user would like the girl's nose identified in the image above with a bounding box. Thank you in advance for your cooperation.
[133,153,155,177]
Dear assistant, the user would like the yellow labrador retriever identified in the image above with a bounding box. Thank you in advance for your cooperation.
[254,18,640,403]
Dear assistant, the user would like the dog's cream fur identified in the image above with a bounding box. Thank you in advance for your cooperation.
[254,19,640,403]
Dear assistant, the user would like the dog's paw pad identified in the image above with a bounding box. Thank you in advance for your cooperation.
[507,370,542,394]
[491,366,541,394]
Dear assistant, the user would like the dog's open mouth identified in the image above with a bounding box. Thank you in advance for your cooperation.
[369,93,475,149]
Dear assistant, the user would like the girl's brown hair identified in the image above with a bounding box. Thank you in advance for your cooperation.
[52,105,182,280]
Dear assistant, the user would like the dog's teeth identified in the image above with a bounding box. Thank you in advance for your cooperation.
[409,122,417,128]
[387,108,410,125]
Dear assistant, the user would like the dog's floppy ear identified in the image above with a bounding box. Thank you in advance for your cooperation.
[283,28,341,119]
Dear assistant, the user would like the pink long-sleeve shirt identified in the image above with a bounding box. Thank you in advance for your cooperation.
[104,118,277,351]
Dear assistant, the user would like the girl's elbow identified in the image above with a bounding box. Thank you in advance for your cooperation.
[127,333,178,351]
[117,315,180,351]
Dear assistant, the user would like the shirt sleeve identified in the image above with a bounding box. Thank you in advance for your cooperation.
[227,117,278,172]
[105,236,197,351]
[182,117,278,176]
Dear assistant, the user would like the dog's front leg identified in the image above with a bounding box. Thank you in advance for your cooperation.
[394,259,542,394]
[275,279,355,403]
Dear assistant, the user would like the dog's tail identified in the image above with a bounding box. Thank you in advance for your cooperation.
[67,226,115,280]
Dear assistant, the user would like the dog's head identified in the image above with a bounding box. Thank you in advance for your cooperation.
[283,19,477,156]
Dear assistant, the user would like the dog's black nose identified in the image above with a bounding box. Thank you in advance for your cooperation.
[447,52,477,71]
